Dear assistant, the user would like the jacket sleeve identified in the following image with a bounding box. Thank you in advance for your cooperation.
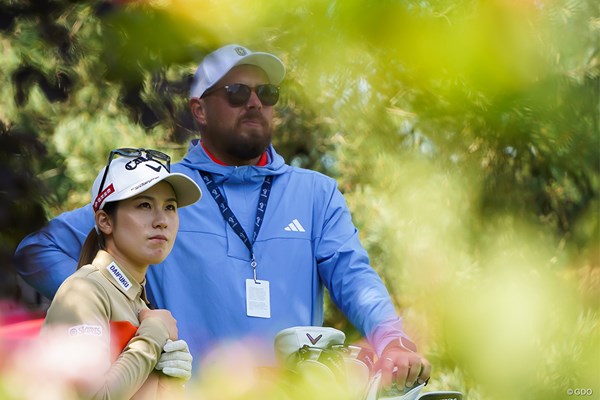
[14,204,95,300]
[315,182,410,356]
[42,276,170,400]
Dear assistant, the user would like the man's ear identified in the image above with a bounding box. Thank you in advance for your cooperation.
[190,98,207,125]
[95,210,113,235]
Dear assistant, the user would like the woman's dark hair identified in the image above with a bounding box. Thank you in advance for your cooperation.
[77,201,118,269]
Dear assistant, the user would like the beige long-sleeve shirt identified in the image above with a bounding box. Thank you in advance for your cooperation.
[41,250,181,399]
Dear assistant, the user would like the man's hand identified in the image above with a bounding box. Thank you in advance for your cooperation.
[155,339,193,381]
[377,338,431,390]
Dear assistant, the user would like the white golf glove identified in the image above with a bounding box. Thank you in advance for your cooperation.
[155,339,193,381]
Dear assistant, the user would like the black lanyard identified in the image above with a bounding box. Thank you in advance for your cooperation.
[199,171,273,281]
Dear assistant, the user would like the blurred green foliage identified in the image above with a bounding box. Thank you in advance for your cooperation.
[0,0,598,398]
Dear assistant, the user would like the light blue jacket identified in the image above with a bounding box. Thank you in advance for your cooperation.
[15,140,407,363]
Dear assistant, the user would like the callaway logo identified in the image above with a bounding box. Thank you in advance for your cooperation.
[124,156,165,172]
[146,163,162,172]
[306,333,323,345]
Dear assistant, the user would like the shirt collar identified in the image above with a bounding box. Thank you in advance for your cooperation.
[94,250,144,302]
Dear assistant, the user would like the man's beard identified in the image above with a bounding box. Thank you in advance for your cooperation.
[201,110,273,164]
[227,110,272,161]
[226,131,271,160]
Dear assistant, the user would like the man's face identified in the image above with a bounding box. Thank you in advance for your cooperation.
[191,64,275,166]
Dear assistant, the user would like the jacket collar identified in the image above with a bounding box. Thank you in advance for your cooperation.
[176,139,289,184]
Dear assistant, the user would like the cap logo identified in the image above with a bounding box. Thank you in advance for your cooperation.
[234,47,247,56]
[130,176,159,192]
[93,184,115,211]
[125,156,166,172]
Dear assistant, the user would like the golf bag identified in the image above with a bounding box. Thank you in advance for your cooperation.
[274,326,463,400]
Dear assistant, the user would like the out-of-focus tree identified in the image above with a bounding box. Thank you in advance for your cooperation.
[0,0,335,302]
[1,0,598,398]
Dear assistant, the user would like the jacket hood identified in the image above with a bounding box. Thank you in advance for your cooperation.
[177,139,289,184]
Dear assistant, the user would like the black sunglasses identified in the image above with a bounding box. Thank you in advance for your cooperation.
[96,148,171,200]
[202,83,280,107]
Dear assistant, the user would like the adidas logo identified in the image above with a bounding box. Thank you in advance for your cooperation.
[284,219,305,232]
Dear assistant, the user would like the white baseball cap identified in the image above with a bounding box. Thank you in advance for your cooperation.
[189,44,286,99]
[91,152,201,212]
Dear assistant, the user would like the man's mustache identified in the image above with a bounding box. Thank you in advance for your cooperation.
[240,109,267,124]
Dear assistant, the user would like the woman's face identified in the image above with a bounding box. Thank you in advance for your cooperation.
[103,181,179,276]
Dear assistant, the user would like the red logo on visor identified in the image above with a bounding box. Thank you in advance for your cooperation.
[93,184,115,211]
